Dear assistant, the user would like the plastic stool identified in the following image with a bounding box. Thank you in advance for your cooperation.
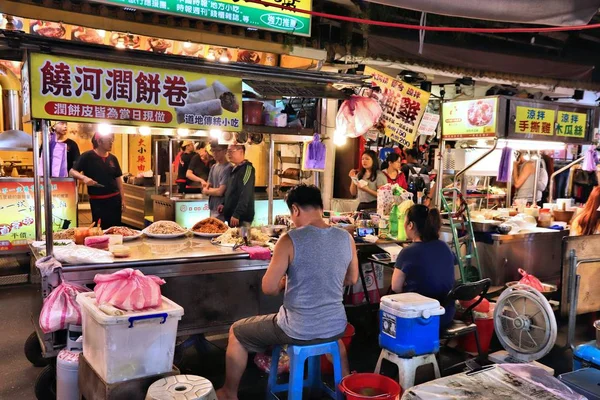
[146,375,217,400]
[374,349,440,391]
[268,342,343,400]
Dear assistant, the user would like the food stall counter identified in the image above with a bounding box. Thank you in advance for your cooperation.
[476,228,569,286]
[30,236,281,340]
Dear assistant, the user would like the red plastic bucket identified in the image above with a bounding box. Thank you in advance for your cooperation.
[339,373,401,400]
[321,323,355,374]
[458,317,494,353]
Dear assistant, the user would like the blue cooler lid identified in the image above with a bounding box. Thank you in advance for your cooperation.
[381,293,445,319]
[574,341,600,367]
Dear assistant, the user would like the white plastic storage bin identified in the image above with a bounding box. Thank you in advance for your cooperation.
[77,292,184,384]
[379,293,445,357]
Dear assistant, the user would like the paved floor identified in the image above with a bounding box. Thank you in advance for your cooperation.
[0,284,596,399]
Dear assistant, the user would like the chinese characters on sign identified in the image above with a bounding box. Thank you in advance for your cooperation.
[364,66,430,148]
[0,180,77,251]
[92,0,312,36]
[556,111,587,139]
[515,106,555,136]
[129,134,151,173]
[30,53,242,131]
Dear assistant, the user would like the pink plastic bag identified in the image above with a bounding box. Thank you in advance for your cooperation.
[336,95,383,138]
[240,246,271,261]
[518,268,544,292]
[254,348,290,374]
[94,268,166,311]
[39,282,91,333]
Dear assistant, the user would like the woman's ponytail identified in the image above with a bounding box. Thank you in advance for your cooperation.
[406,204,441,242]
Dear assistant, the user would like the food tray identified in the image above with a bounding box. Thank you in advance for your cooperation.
[506,281,557,299]
[192,231,223,238]
[141,228,188,239]
[471,220,501,232]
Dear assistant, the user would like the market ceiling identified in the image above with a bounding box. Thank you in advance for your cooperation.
[0,30,365,89]
[362,0,600,27]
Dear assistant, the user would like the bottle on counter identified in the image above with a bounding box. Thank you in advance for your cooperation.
[390,204,399,238]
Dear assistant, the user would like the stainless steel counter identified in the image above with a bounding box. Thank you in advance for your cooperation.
[476,229,569,286]
[32,237,281,341]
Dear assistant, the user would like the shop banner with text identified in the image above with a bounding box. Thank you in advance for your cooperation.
[129,135,152,173]
[29,53,242,131]
[364,66,430,148]
[557,111,587,138]
[92,0,312,36]
[515,106,555,136]
[0,180,77,251]
[442,98,498,139]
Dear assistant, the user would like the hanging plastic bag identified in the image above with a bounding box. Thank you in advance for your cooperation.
[39,281,91,333]
[377,184,395,216]
[254,347,290,374]
[335,95,382,138]
[93,268,166,311]
[517,268,544,292]
[35,256,62,288]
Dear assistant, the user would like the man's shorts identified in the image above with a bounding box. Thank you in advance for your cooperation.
[232,314,345,353]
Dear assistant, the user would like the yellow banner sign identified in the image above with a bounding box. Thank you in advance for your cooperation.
[129,134,152,174]
[515,106,555,136]
[442,98,498,139]
[29,53,242,131]
[556,111,587,138]
[364,67,430,148]
[0,179,77,251]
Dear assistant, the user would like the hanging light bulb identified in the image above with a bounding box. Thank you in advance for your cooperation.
[98,123,111,136]
[177,128,190,137]
[333,129,347,147]
[138,126,151,136]
[210,129,222,139]
[219,54,229,63]
[206,52,216,61]
[115,36,126,49]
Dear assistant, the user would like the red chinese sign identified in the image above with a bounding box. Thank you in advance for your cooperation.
[129,134,151,174]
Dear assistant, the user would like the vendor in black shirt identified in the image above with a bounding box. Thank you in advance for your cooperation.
[175,140,195,194]
[185,145,212,194]
[70,133,125,230]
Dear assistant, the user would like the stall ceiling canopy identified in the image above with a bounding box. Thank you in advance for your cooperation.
[245,80,347,99]
[365,0,600,26]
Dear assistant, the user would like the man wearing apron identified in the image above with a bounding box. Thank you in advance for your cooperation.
[70,133,125,229]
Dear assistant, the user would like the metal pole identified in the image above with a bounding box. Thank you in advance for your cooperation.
[548,156,584,204]
[268,135,275,225]
[532,156,541,206]
[41,120,53,257]
[567,249,578,350]
[506,159,512,207]
[32,121,42,241]
[168,139,173,196]
[435,141,445,210]
[154,139,159,193]
[454,137,498,196]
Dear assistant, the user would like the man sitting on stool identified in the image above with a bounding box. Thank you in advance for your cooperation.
[217,184,359,400]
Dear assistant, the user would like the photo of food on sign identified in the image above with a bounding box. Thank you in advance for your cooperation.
[71,27,106,45]
[177,42,205,58]
[30,53,243,132]
[30,20,66,39]
[147,38,173,54]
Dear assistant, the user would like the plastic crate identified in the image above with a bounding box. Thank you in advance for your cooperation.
[77,292,183,384]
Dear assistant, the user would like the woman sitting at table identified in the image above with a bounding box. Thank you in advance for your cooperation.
[381,153,408,189]
[391,204,455,329]
[348,149,387,212]
[571,186,600,236]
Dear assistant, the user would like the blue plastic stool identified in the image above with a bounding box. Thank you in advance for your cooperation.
[267,341,343,400]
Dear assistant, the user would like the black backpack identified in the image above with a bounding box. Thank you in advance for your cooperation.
[408,166,430,193]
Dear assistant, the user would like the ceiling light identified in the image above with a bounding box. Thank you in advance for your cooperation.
[206,53,216,61]
[210,129,222,139]
[98,123,111,136]
[138,126,151,136]
[183,41,192,49]
[219,55,229,63]
[177,128,189,137]
[115,37,126,49]
[96,30,106,37]
[333,129,347,147]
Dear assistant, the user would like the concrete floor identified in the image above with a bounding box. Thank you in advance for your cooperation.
[0,284,597,399]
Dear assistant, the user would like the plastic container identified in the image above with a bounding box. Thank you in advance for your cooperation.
[77,292,184,383]
[321,323,355,374]
[573,341,600,370]
[57,349,81,400]
[379,293,445,357]
[559,368,600,400]
[339,373,401,400]
[458,317,495,354]
[389,205,399,238]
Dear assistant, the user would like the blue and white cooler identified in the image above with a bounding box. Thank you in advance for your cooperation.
[379,293,445,357]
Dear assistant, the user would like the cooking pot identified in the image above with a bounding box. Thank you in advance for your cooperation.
[243,101,264,125]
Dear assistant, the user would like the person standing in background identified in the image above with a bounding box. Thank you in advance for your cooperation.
[174,140,195,194]
[70,133,125,229]
[52,121,80,172]
[381,153,408,189]
[203,143,232,221]
[39,121,80,176]
[186,143,211,193]
[221,145,255,227]
[348,149,386,212]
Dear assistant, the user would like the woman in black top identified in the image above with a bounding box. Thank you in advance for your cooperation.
[70,133,124,229]
[175,140,195,194]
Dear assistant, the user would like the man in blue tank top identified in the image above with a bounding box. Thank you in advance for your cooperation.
[217,185,359,400]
